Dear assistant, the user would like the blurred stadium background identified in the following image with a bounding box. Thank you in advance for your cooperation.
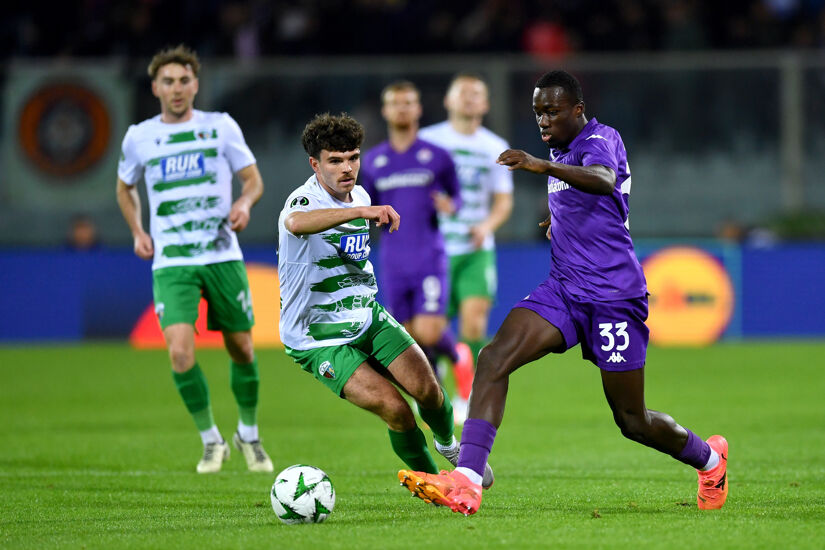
[1,0,824,343]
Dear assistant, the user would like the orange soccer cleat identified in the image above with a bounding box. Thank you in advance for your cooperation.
[398,469,483,515]
[697,435,728,510]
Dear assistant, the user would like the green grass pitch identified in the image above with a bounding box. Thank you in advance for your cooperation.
[1,341,824,549]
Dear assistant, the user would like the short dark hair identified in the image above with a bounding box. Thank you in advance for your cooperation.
[148,44,200,79]
[535,70,584,104]
[301,113,365,159]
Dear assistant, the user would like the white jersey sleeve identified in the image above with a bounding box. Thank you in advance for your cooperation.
[220,113,256,173]
[117,125,143,185]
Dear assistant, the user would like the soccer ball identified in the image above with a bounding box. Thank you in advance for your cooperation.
[270,464,335,524]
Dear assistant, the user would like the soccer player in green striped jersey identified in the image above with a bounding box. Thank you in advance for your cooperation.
[277,113,492,486]
[116,45,273,474]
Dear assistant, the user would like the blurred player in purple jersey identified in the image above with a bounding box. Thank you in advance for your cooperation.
[360,81,475,417]
[399,70,728,515]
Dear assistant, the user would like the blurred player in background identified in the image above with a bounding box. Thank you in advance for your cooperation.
[116,45,273,474]
[278,113,492,486]
[400,70,727,514]
[360,81,474,422]
[419,74,514,422]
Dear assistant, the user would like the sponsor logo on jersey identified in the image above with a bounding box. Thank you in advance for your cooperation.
[374,169,433,191]
[548,178,571,193]
[161,152,205,181]
[318,361,336,379]
[416,148,433,164]
[340,233,370,261]
[290,196,310,208]
[606,352,626,363]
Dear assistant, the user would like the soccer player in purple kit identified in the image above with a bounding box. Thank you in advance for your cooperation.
[399,70,728,514]
[360,81,475,415]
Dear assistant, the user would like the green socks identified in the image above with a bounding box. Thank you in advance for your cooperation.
[388,427,438,474]
[172,363,214,431]
[230,359,259,427]
[417,386,454,447]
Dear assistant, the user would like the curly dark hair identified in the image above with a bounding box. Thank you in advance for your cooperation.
[535,70,584,104]
[301,113,365,159]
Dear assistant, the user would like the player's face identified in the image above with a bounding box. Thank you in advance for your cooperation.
[382,89,422,129]
[445,78,489,119]
[533,86,584,148]
[152,63,198,121]
[311,149,361,201]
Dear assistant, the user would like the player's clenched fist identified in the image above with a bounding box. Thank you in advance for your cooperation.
[362,205,401,233]
[133,231,154,260]
[496,149,545,174]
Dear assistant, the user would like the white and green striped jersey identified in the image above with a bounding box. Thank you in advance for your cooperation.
[277,176,377,350]
[117,110,256,270]
[419,121,513,255]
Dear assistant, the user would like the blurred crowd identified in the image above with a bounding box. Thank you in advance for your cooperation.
[4,0,825,60]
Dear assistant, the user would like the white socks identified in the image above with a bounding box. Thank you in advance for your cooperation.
[199,426,223,445]
[237,421,259,442]
[200,423,259,444]
[456,466,483,486]
[700,448,720,471]
[434,435,458,454]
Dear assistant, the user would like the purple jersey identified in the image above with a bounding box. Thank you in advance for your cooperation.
[547,118,647,301]
[360,138,460,274]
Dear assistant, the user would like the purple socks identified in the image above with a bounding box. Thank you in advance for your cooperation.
[677,429,711,469]
[457,418,497,477]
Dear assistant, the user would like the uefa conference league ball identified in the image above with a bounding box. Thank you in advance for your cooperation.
[271,464,335,524]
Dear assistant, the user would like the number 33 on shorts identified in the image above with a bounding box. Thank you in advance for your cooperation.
[596,320,647,368]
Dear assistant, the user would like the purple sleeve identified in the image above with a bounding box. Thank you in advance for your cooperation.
[438,149,462,211]
[580,135,619,174]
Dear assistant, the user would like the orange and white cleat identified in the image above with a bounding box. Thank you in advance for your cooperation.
[697,435,728,510]
[398,469,482,515]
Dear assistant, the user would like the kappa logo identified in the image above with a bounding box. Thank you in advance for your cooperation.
[318,361,335,379]
[585,134,608,141]
[606,352,626,363]
[290,196,310,208]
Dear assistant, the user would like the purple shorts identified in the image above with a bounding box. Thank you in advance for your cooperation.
[381,269,449,324]
[515,277,649,371]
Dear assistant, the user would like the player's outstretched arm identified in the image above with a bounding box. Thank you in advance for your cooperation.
[116,178,153,260]
[285,205,400,236]
[229,164,264,232]
[497,149,616,195]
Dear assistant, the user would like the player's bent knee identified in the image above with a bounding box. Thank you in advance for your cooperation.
[475,344,512,381]
[415,379,443,409]
[169,351,195,373]
[382,400,416,432]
